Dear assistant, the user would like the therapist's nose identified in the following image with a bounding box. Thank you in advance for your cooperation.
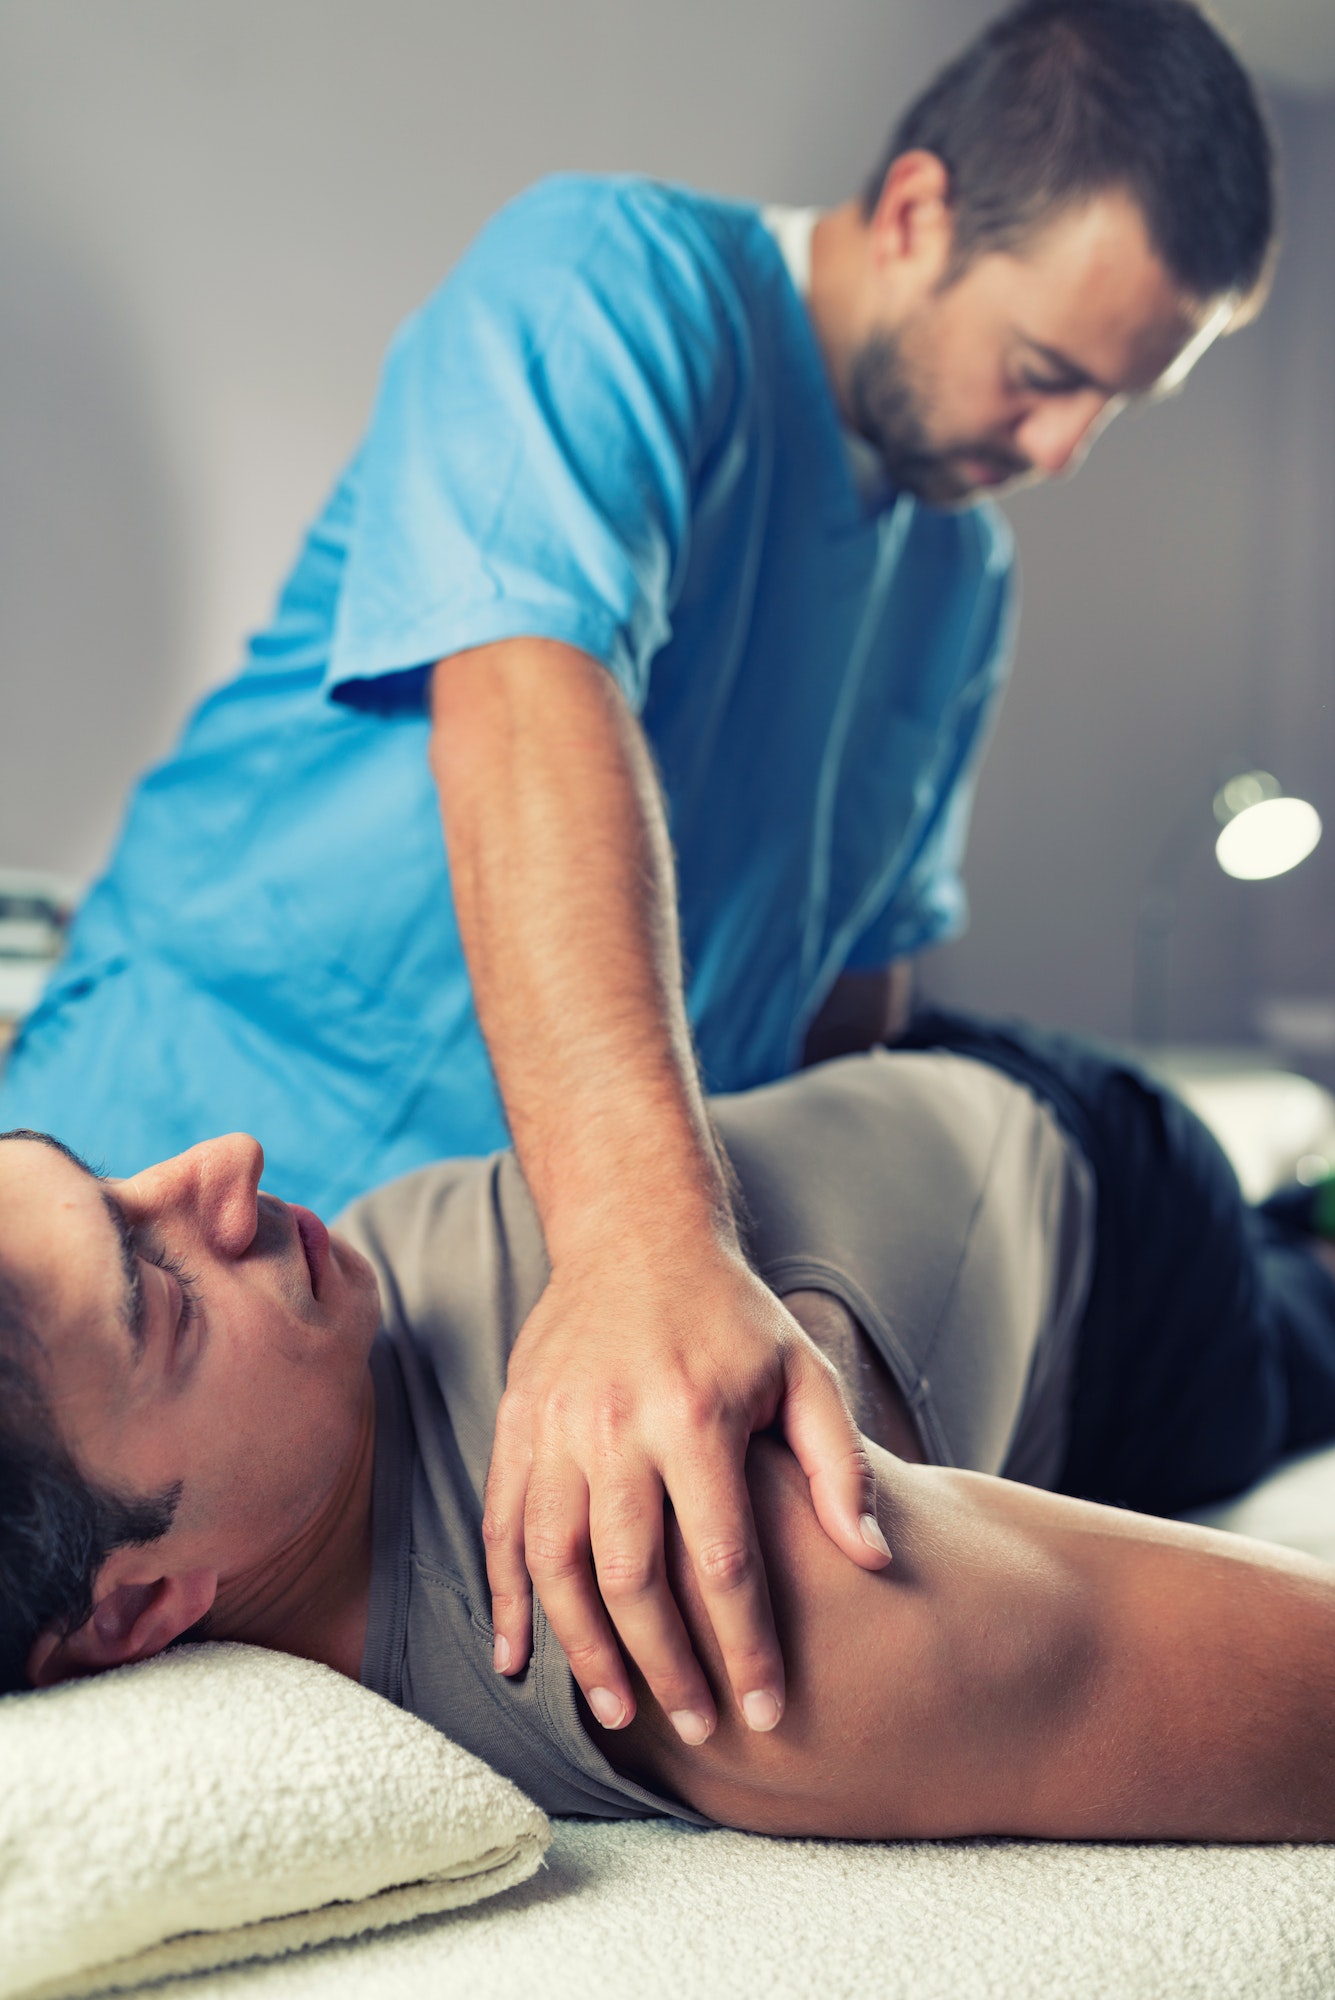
[1016,391,1119,479]
[116,1133,266,1259]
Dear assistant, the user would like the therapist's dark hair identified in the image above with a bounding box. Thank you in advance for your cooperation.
[0,1131,182,1693]
[866,0,1276,318]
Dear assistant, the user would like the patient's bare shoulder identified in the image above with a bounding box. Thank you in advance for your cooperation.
[606,1438,1094,1839]
[604,1439,1335,1842]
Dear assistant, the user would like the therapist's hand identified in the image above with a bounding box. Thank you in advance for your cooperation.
[429,638,888,1743]
[484,1229,890,1745]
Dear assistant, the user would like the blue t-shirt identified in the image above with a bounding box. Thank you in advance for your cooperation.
[3,175,1015,1212]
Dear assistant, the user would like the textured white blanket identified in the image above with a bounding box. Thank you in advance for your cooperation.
[36,1443,1331,2000]
[5,1067,1331,2000]
[0,1644,549,2000]
[170,1818,1335,2000]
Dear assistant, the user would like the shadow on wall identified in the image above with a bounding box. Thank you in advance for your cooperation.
[0,209,183,882]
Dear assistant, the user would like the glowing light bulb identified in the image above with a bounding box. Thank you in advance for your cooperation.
[1215,796,1322,881]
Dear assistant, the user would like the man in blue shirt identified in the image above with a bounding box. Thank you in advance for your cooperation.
[2,3,1274,1757]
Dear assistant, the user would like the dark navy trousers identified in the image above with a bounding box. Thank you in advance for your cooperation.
[897,1011,1335,1515]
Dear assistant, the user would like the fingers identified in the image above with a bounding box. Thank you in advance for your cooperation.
[488,1410,772,1746]
[521,1461,725,1748]
[488,1419,644,1731]
[485,1267,844,1748]
[781,1348,892,1571]
[483,1391,537,1677]
[587,1474,718,1745]
[668,1437,785,1734]
[522,1465,641,1733]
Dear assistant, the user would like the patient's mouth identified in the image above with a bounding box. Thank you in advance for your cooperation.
[290,1204,330,1295]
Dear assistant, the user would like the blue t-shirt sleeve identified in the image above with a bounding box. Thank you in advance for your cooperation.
[843,544,1016,969]
[324,177,741,714]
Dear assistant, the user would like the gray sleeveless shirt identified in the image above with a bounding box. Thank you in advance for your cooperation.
[338,1049,1094,1821]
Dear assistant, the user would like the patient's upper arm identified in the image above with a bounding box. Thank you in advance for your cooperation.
[606,1438,1096,1839]
[605,1438,1335,1842]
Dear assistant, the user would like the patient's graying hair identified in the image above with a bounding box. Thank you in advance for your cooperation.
[0,1131,181,1694]
[867,0,1276,315]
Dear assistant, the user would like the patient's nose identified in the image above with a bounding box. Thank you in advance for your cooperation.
[193,1134,266,1256]
[119,1132,265,1257]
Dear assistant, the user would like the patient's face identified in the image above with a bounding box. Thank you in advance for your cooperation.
[0,1133,381,1579]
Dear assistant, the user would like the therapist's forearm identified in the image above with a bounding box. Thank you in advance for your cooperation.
[429,639,886,1740]
[428,639,732,1255]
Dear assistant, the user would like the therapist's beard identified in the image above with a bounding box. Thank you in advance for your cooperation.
[848,329,1033,510]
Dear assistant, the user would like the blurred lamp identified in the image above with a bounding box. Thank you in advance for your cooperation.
[1133,770,1323,1045]
[1212,771,1323,882]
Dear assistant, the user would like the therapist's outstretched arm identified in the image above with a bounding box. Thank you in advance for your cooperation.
[429,639,890,1748]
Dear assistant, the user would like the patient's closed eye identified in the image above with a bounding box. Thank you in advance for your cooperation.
[142,1245,200,1341]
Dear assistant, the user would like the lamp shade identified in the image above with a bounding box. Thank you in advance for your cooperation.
[1134,767,1324,1045]
[1215,795,1323,881]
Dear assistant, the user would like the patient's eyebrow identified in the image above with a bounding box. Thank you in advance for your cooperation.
[1,1129,147,1361]
[100,1191,147,1363]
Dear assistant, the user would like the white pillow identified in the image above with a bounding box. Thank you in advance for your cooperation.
[0,1642,550,2000]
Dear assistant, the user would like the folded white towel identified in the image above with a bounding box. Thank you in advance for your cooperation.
[0,1642,550,2000]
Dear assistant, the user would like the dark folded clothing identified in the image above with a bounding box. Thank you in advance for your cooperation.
[899,1010,1335,1515]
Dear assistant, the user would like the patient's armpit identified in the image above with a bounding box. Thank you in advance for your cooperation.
[780,1289,926,1465]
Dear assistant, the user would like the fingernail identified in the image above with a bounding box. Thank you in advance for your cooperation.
[587,1686,627,1729]
[493,1633,512,1674]
[670,1709,712,1747]
[742,1690,781,1732]
[860,1511,892,1561]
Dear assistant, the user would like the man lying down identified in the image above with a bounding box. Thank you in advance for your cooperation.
[4,1013,1335,1841]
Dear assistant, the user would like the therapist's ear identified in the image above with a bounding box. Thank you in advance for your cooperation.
[868,150,956,296]
[26,1569,217,1688]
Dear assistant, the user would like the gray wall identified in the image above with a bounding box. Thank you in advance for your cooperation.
[1,1,1331,1047]
[927,89,1335,1046]
[0,0,988,874]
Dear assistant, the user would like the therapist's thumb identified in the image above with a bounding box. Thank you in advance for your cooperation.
[779,1349,892,1570]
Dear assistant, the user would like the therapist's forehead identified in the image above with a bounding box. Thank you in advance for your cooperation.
[970,194,1201,379]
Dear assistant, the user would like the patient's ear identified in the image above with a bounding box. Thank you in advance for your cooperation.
[27,1569,218,1689]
